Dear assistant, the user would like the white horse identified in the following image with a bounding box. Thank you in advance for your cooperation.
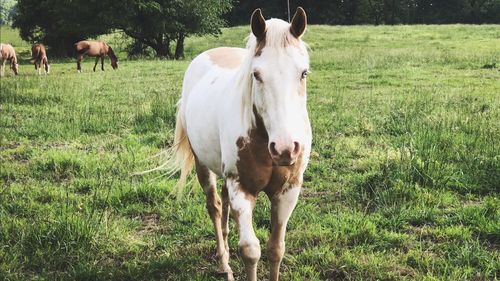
[0,43,19,76]
[168,7,311,281]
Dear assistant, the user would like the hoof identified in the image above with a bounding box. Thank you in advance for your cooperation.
[216,271,234,281]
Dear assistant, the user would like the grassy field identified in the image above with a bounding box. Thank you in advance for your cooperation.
[1,24,499,280]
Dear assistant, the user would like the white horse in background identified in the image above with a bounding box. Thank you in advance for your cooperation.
[167,7,311,281]
[0,43,19,76]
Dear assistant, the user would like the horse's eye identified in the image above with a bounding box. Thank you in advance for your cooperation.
[253,71,263,82]
[301,70,309,80]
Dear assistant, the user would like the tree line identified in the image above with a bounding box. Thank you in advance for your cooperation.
[10,0,500,58]
[13,0,232,58]
[0,0,17,25]
[226,0,500,26]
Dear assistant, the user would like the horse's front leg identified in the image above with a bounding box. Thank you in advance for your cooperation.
[38,61,42,75]
[195,160,233,280]
[227,178,260,281]
[42,58,48,74]
[77,55,83,73]
[101,56,104,71]
[267,186,301,281]
[93,57,99,72]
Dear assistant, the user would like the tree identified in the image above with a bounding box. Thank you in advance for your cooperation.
[113,0,233,59]
[224,0,499,25]
[0,0,17,25]
[13,0,112,56]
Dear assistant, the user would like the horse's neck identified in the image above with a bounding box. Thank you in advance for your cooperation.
[231,65,255,137]
[107,47,116,60]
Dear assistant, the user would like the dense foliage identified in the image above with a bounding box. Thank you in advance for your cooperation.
[11,0,500,58]
[113,0,232,59]
[226,0,500,25]
[0,0,17,25]
[12,0,232,58]
[12,0,113,56]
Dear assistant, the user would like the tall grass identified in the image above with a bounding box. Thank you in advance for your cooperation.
[1,24,499,280]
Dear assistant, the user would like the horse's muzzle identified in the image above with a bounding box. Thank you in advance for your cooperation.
[269,141,301,166]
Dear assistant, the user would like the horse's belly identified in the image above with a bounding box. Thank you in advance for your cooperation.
[184,74,229,176]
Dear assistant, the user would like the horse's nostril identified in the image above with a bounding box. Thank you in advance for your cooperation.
[269,142,278,156]
[293,142,300,155]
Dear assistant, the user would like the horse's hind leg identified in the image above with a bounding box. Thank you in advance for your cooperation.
[194,159,233,280]
[101,56,104,71]
[0,60,6,77]
[37,61,42,75]
[221,181,231,253]
[93,57,99,72]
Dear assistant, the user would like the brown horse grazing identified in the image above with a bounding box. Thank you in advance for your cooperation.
[74,40,118,72]
[31,43,50,75]
[0,43,19,76]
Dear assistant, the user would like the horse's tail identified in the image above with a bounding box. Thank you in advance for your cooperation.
[74,42,85,57]
[134,101,194,199]
[30,45,40,63]
[170,104,195,197]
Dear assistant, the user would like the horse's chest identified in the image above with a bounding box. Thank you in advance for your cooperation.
[235,134,301,197]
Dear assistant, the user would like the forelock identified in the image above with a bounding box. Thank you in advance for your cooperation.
[246,18,307,56]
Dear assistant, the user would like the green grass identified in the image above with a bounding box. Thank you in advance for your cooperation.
[1,24,500,280]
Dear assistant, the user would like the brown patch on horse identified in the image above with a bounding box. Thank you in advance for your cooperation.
[207,47,244,69]
[299,79,306,96]
[234,107,303,197]
[254,35,267,57]
[251,8,267,57]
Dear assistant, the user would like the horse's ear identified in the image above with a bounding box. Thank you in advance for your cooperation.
[290,7,307,38]
[251,8,266,41]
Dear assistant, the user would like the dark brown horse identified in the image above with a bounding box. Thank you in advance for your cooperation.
[31,43,50,75]
[74,40,118,72]
[0,43,19,76]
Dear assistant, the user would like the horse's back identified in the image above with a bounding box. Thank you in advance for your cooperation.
[75,40,106,55]
[31,44,45,58]
[182,47,247,96]
[182,47,248,112]
[0,44,15,60]
[181,47,248,175]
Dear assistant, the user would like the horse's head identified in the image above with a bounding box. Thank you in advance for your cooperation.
[11,62,19,75]
[107,45,118,69]
[249,7,309,166]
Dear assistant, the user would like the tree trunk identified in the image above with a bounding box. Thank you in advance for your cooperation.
[347,0,358,25]
[151,41,172,59]
[392,0,397,24]
[174,33,185,60]
[49,37,81,57]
